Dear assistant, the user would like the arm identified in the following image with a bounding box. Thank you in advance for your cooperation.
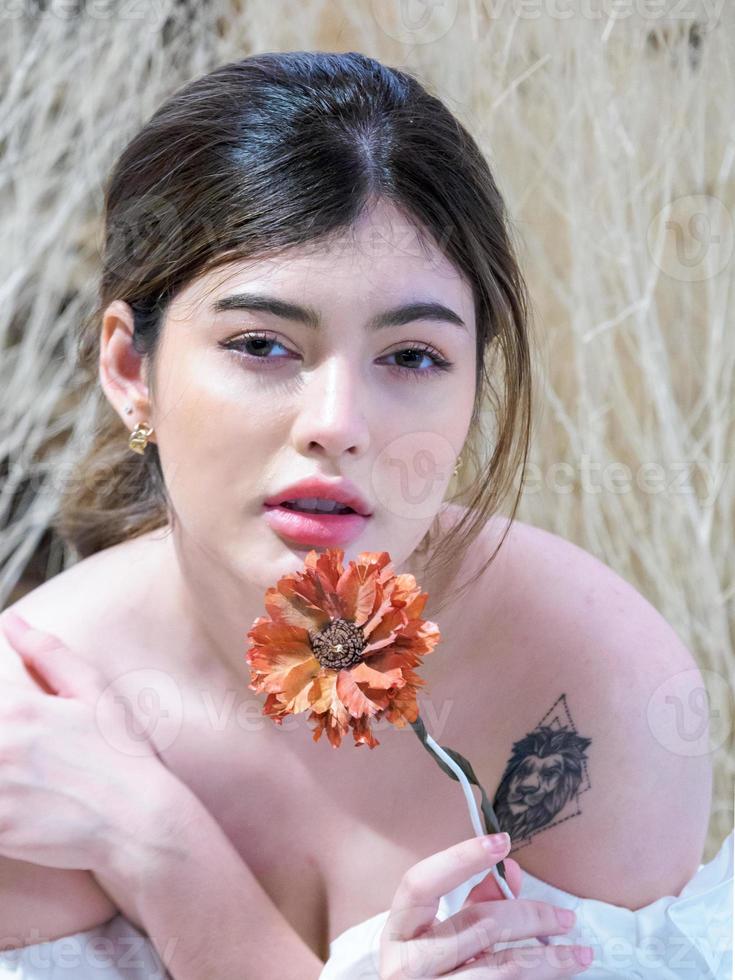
[0,613,324,977]
[95,780,325,980]
[0,857,119,950]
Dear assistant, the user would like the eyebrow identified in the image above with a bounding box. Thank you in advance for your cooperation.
[210,292,467,333]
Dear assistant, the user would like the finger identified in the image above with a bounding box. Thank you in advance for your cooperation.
[0,609,62,693]
[385,832,512,943]
[0,617,43,688]
[405,898,577,976]
[453,938,593,976]
[462,856,523,904]
[0,678,51,715]
[0,610,103,702]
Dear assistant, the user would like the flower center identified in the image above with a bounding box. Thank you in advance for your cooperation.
[310,618,367,670]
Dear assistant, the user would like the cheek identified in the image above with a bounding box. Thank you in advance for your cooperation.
[151,354,295,514]
[154,349,251,443]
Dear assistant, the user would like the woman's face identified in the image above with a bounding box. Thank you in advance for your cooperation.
[109,200,477,594]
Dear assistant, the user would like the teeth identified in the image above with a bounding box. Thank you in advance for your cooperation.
[281,497,353,514]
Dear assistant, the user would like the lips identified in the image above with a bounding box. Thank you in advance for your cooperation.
[264,475,372,517]
[278,499,354,515]
[262,504,370,547]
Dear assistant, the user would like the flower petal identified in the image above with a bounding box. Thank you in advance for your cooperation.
[303,549,347,618]
[245,547,440,749]
[265,584,331,631]
[334,561,381,625]
[361,604,405,649]
[351,714,380,748]
[281,661,322,710]
[336,668,385,719]
[348,660,405,690]
[247,618,311,649]
[397,615,442,656]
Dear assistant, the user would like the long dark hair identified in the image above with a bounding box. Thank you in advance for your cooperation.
[53,50,534,615]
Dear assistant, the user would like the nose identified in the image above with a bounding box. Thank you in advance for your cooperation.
[290,354,370,462]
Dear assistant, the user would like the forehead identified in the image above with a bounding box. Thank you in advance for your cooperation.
[174,201,473,320]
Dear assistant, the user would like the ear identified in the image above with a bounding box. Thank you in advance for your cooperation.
[98,299,157,443]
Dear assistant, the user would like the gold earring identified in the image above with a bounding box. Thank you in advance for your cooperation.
[452,453,464,478]
[128,421,154,455]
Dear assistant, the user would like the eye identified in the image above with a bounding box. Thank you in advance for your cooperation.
[220,330,295,367]
[220,330,454,380]
[381,344,453,380]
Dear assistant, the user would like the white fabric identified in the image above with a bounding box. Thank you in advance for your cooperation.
[0,914,168,978]
[321,829,733,980]
[0,830,730,978]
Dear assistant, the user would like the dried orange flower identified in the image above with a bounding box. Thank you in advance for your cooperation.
[244,544,530,900]
[245,547,440,748]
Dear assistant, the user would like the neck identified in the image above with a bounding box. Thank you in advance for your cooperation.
[146,519,454,696]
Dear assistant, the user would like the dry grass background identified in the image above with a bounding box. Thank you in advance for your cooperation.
[0,0,733,862]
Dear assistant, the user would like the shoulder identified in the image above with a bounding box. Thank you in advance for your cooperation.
[484,515,705,688]
[7,528,165,675]
[474,516,713,908]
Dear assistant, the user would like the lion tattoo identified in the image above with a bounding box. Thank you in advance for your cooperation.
[494,706,592,845]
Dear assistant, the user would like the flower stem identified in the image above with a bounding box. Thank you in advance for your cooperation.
[409,714,552,946]
[409,714,513,891]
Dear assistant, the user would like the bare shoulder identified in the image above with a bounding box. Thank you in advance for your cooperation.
[7,528,165,668]
[480,515,702,678]
[0,535,163,948]
[472,516,713,908]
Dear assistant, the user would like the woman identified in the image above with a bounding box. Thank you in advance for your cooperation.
[0,51,730,979]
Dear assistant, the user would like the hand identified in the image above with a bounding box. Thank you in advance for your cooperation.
[0,608,181,878]
[379,832,595,978]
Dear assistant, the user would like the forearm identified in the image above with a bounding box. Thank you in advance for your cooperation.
[95,781,324,980]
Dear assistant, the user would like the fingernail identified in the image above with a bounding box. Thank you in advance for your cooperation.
[556,907,576,928]
[481,831,510,853]
[1,609,30,631]
[574,947,594,966]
